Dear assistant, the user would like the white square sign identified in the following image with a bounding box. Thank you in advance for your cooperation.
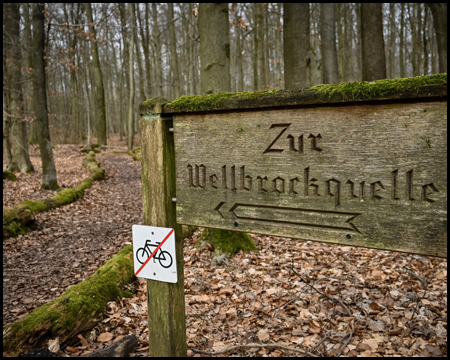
[132,225,178,283]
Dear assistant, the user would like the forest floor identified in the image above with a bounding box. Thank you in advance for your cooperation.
[3,140,447,357]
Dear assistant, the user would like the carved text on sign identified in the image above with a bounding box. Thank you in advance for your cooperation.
[186,164,439,206]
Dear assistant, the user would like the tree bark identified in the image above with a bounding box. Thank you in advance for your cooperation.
[152,4,163,97]
[361,3,387,81]
[4,3,34,173]
[426,3,447,73]
[85,3,107,145]
[127,3,135,151]
[168,3,181,99]
[31,4,58,189]
[198,3,231,94]
[283,3,310,90]
[400,3,405,78]
[320,3,339,84]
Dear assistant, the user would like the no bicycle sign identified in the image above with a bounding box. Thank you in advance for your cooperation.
[132,225,177,283]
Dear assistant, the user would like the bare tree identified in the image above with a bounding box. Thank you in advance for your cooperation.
[320,3,339,84]
[361,3,387,81]
[4,3,34,173]
[32,4,59,189]
[127,3,135,151]
[85,3,107,145]
[426,3,447,73]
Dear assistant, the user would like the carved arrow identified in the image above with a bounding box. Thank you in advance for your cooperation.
[226,203,362,234]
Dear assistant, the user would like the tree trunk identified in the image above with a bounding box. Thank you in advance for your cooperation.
[4,3,34,173]
[423,6,429,76]
[360,3,387,81]
[85,3,107,145]
[275,4,282,88]
[252,3,259,90]
[320,3,339,84]
[23,4,38,145]
[168,3,181,99]
[198,4,231,94]
[400,3,405,78]
[256,4,266,89]
[426,3,447,73]
[127,3,135,151]
[133,6,146,103]
[31,4,58,189]
[283,3,310,90]
[152,4,163,97]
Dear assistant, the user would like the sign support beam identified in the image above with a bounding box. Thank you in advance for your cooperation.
[140,113,187,357]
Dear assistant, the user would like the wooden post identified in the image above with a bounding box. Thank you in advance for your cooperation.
[140,113,187,357]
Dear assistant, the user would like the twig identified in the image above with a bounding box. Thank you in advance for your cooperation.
[402,266,429,324]
[291,268,353,317]
[190,343,319,357]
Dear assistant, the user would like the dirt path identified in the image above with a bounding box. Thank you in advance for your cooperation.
[3,148,142,327]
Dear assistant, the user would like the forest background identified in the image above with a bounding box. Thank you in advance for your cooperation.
[3,3,447,163]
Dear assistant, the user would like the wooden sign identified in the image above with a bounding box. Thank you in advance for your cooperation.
[174,101,447,257]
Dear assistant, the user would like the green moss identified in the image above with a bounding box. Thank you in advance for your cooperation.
[167,89,280,112]
[309,74,447,100]
[3,170,17,181]
[3,152,105,240]
[3,245,135,354]
[197,228,257,259]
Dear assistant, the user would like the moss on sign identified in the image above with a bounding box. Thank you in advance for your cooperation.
[167,89,280,112]
[140,74,446,114]
[2,245,135,355]
[309,73,447,100]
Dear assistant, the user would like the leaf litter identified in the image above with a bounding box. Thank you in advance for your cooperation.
[3,141,447,357]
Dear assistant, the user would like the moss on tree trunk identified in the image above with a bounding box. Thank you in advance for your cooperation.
[198,228,257,265]
[2,245,135,356]
[3,151,104,239]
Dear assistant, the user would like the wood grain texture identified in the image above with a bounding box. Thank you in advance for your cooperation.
[139,114,187,357]
[174,100,447,257]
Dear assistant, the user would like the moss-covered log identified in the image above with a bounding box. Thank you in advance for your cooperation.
[2,245,135,356]
[198,228,257,265]
[3,151,105,239]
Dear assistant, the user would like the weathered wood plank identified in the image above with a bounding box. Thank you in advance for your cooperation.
[174,100,447,258]
[139,114,187,357]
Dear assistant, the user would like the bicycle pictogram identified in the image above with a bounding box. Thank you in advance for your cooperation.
[136,240,173,268]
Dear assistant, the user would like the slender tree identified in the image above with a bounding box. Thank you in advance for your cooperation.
[168,3,181,99]
[127,3,135,151]
[361,3,387,81]
[85,3,107,145]
[283,3,310,89]
[320,3,339,84]
[426,3,447,73]
[4,3,34,173]
[32,4,59,189]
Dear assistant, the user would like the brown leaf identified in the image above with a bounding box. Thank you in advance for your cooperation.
[257,329,270,341]
[96,332,113,342]
[387,327,402,335]
[65,346,79,353]
[77,334,89,347]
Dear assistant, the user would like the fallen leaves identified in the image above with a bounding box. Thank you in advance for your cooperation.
[3,142,447,357]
